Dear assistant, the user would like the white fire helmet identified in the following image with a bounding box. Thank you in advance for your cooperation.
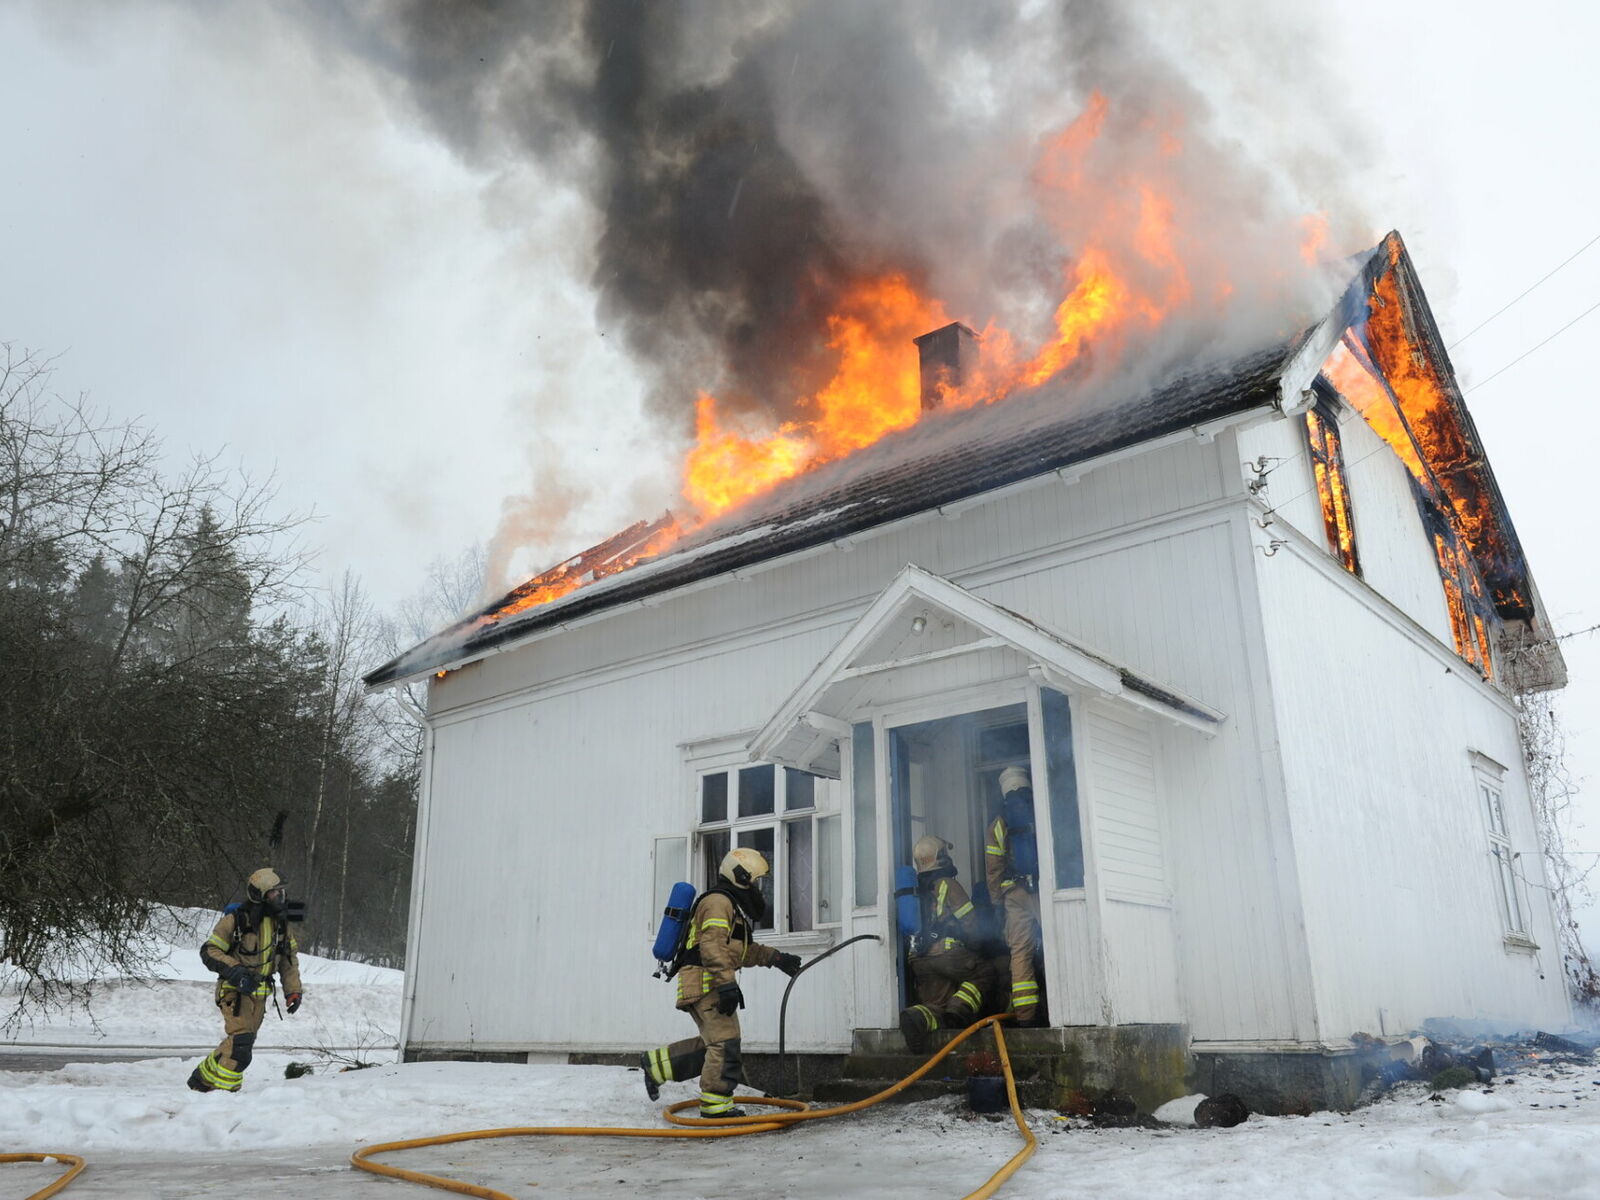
[247,867,286,904]
[913,836,954,875]
[999,766,1032,796]
[718,847,770,890]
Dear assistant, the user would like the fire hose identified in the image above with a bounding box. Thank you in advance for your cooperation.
[1,1153,85,1200]
[5,953,1038,1200]
[349,1011,1035,1200]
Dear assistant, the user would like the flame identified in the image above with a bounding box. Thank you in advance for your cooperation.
[680,89,1205,518]
[1299,213,1330,266]
[479,91,1322,628]
[684,272,951,518]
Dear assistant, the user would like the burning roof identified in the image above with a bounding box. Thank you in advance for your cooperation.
[365,234,1562,692]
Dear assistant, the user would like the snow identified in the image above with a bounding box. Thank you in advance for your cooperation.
[6,913,1598,1196]
[1,907,400,1051]
[2,1052,1597,1197]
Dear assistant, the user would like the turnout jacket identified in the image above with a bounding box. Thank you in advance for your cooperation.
[986,815,1027,898]
[917,876,980,957]
[674,889,778,1010]
[200,905,302,998]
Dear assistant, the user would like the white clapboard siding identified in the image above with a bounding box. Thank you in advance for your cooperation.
[1085,705,1166,900]
[1254,526,1569,1036]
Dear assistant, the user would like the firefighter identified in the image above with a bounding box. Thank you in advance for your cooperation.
[638,848,801,1118]
[987,766,1043,1025]
[187,867,303,1093]
[898,835,996,1054]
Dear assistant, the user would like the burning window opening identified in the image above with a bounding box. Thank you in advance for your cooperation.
[1311,235,1533,680]
[1303,389,1360,577]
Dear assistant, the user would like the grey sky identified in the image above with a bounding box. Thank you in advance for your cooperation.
[4,3,1597,955]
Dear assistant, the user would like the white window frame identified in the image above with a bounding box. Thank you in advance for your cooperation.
[1471,754,1532,945]
[690,755,842,941]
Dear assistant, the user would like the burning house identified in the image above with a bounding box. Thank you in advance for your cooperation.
[365,232,1570,1112]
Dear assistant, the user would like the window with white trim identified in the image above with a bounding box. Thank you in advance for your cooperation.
[1474,766,1527,938]
[696,763,841,934]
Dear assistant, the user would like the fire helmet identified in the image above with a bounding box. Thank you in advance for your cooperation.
[912,836,955,876]
[718,847,770,891]
[247,867,287,906]
[999,766,1032,796]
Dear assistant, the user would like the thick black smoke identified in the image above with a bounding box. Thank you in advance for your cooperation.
[305,0,1364,432]
[303,2,1093,420]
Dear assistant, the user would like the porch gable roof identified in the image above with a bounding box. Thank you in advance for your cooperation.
[750,564,1225,776]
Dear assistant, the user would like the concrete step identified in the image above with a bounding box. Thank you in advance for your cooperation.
[840,1052,1055,1081]
[813,1075,1058,1108]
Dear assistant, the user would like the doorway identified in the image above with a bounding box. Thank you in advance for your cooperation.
[887,701,1035,1012]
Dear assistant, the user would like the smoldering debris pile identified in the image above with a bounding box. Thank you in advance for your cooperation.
[1352,1025,1599,1095]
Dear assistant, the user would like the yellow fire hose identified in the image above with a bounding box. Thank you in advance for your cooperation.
[349,1013,1036,1200]
[1,1153,86,1200]
[2,1015,1036,1200]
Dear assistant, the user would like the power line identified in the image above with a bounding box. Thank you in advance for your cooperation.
[1448,231,1600,350]
[1464,297,1600,394]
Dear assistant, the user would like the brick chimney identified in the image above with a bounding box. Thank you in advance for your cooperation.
[913,322,981,411]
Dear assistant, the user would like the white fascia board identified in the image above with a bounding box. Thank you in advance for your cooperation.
[1276,313,1344,417]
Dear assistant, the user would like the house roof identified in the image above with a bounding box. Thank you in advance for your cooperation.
[364,233,1560,691]
[365,336,1295,688]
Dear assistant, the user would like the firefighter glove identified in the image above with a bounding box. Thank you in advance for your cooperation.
[225,966,256,991]
[773,952,802,977]
[715,982,744,1015]
[285,992,302,1014]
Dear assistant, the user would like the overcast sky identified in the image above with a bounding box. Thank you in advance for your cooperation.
[4,3,1596,954]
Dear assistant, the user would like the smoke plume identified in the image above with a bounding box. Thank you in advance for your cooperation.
[302,0,1372,588]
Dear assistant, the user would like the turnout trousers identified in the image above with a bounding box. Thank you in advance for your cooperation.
[191,991,267,1092]
[643,992,744,1113]
[1002,887,1042,1021]
[910,946,995,1024]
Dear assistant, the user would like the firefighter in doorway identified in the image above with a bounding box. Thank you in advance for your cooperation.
[187,868,303,1093]
[898,835,996,1053]
[638,848,802,1118]
[987,767,1044,1025]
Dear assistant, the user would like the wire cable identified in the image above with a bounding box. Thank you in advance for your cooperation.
[1464,296,1600,394]
[1449,232,1600,350]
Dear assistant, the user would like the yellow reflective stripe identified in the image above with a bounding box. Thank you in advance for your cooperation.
[701,918,731,931]
[649,1046,673,1082]
[199,1055,241,1087]
[985,845,1004,855]
[935,879,949,915]
[206,934,230,950]
[953,901,974,919]
[699,1092,734,1113]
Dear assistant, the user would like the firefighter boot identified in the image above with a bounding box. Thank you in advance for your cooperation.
[638,1053,661,1102]
[185,1066,214,1093]
[899,1004,941,1055]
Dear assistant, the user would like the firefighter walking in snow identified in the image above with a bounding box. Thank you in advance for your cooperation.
[187,867,304,1093]
[639,848,801,1118]
[898,835,996,1053]
[987,767,1044,1025]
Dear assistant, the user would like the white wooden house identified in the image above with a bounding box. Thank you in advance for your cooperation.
[366,233,1571,1111]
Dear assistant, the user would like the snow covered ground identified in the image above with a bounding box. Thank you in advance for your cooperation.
[5,913,1597,1197]
[0,907,400,1052]
[2,1050,1597,1198]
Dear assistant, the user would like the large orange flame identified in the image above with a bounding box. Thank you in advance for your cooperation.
[475,91,1328,633]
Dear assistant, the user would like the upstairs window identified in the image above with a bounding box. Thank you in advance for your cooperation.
[697,763,841,934]
[1304,397,1361,576]
[1473,764,1527,939]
